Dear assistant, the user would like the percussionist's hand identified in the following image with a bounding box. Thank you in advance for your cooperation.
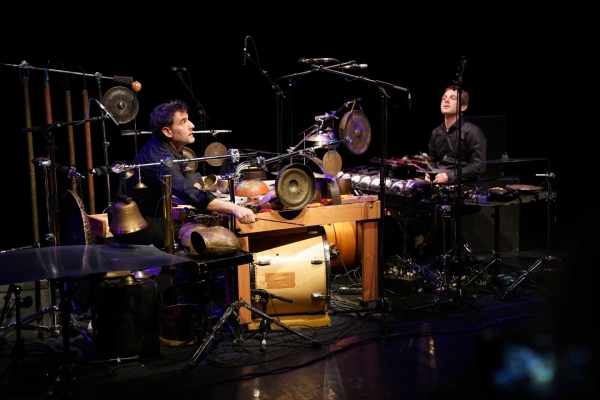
[232,204,256,224]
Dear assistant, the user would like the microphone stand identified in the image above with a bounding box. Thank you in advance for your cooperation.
[172,70,210,176]
[274,60,357,154]
[305,66,409,328]
[244,52,285,161]
[95,73,113,209]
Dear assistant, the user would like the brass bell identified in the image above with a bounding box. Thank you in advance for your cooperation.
[109,196,148,234]
[133,167,147,189]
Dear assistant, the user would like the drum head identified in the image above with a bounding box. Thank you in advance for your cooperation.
[59,190,95,245]
[275,163,316,210]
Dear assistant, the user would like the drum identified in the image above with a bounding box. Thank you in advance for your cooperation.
[58,190,96,316]
[322,222,359,272]
[250,228,329,316]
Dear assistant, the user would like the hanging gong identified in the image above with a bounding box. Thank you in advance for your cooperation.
[181,147,198,173]
[204,142,228,166]
[338,110,371,155]
[322,150,342,176]
[102,86,139,124]
[275,163,316,210]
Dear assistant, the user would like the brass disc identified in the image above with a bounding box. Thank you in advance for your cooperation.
[322,150,342,176]
[181,147,198,173]
[102,86,139,124]
[275,163,316,210]
[204,142,227,166]
[339,110,371,155]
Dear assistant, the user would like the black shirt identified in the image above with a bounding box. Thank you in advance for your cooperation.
[125,136,217,219]
[427,118,487,182]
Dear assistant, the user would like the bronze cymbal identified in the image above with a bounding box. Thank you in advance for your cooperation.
[102,86,139,124]
[339,110,371,155]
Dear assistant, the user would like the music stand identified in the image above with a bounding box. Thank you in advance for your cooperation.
[0,244,192,397]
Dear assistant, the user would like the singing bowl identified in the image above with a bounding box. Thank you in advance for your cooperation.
[234,180,270,197]
[217,179,230,194]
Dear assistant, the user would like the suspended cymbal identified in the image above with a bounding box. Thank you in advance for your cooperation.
[102,86,139,124]
[339,110,371,155]
[181,147,198,173]
[204,142,227,166]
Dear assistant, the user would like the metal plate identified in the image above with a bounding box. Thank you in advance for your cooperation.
[339,110,371,155]
[102,86,139,124]
[275,163,316,210]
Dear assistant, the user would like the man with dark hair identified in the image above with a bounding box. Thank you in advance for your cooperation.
[112,99,255,248]
[425,85,487,184]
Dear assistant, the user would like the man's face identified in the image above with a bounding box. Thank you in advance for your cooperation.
[440,89,467,117]
[163,111,195,150]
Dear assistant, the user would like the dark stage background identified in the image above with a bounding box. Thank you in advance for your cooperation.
[0,10,587,255]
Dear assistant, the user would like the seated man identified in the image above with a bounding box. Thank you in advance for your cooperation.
[425,85,486,185]
[112,99,255,248]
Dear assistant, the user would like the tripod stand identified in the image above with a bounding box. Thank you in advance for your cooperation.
[182,298,321,373]
[500,178,557,300]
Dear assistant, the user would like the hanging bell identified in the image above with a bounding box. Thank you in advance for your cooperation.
[109,196,148,234]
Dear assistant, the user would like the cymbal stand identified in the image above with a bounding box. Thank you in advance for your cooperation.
[500,175,557,299]
[464,203,533,291]
[249,289,294,352]
[182,298,321,373]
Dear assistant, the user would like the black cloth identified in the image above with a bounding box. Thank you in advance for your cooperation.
[427,118,487,182]
[113,137,217,247]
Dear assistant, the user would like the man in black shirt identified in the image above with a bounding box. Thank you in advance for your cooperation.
[425,85,486,184]
[112,99,255,248]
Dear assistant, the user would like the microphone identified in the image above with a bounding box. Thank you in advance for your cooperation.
[55,163,85,180]
[94,99,119,126]
[243,37,247,66]
[298,58,335,64]
[315,113,338,121]
[408,91,412,110]
[343,98,361,107]
[534,173,555,178]
[341,63,368,70]
[170,67,187,72]
[87,165,113,177]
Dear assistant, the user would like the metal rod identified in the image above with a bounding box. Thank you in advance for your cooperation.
[254,217,304,226]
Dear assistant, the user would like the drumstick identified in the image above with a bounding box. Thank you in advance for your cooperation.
[254,217,304,226]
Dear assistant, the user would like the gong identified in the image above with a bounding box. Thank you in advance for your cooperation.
[339,110,371,155]
[102,86,139,124]
[181,147,198,173]
[204,142,227,166]
[275,163,316,210]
